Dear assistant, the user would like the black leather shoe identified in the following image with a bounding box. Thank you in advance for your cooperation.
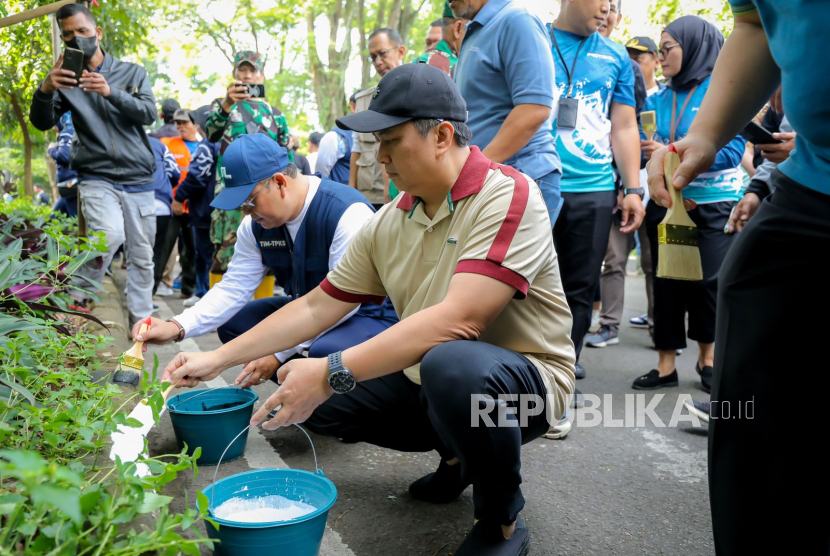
[632,369,679,390]
[696,363,713,393]
[574,362,586,379]
[455,516,531,556]
[409,460,471,504]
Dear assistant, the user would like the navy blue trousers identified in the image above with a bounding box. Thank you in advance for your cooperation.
[192,226,213,298]
[305,340,550,525]
[217,296,398,361]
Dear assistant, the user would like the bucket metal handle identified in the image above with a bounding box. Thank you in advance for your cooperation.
[167,380,253,411]
[208,407,321,512]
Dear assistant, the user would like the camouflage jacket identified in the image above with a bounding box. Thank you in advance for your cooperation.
[206,98,291,274]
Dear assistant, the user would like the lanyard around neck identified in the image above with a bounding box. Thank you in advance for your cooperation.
[670,85,698,143]
[550,25,588,98]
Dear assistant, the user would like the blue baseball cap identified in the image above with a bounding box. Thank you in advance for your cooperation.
[211,134,291,210]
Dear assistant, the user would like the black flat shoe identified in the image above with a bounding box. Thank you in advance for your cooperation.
[409,459,471,504]
[455,515,531,556]
[632,369,679,390]
[696,363,713,393]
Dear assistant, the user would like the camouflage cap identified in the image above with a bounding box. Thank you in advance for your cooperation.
[233,50,264,72]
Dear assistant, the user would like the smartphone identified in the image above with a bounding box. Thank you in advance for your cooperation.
[61,47,84,83]
[246,83,265,99]
[741,121,783,145]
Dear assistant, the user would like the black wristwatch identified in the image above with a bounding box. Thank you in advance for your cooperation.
[327,351,356,394]
[624,187,645,197]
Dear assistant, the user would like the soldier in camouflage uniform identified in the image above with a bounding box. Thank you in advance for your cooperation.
[206,50,292,276]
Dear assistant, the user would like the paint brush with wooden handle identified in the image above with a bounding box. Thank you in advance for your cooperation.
[657,145,703,281]
[641,110,657,141]
[118,316,151,372]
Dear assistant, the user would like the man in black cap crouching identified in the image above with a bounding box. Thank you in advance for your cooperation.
[162,64,575,556]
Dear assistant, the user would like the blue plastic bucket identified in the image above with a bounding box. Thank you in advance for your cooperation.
[167,388,258,465]
[199,467,338,556]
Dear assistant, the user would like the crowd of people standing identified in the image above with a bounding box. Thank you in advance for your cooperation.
[25,0,824,554]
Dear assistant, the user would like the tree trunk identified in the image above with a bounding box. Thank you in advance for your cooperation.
[399,0,428,44]
[387,0,403,30]
[358,0,371,89]
[9,91,33,198]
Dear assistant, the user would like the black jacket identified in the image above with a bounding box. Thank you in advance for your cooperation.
[30,52,157,188]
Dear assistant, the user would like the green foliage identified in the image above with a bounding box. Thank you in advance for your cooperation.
[0,198,211,555]
[0,146,51,189]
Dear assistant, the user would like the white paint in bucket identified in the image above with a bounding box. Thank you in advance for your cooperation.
[214,495,317,523]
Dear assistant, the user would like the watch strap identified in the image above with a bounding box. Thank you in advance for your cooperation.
[624,188,645,196]
[328,351,344,374]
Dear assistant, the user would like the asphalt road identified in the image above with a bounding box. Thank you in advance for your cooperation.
[140,274,714,555]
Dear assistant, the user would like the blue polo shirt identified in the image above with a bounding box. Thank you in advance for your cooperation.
[728,0,829,195]
[550,28,635,193]
[454,0,560,181]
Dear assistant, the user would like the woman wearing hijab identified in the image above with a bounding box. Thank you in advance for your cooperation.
[632,16,746,392]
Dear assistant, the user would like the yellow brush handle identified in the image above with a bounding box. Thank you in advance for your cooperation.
[161,383,177,402]
[134,323,148,351]
[124,323,148,360]
[663,150,696,227]
[141,381,180,406]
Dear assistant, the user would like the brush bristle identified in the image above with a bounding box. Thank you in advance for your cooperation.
[657,244,703,281]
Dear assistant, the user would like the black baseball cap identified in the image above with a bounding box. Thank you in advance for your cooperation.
[161,99,180,118]
[191,105,212,131]
[336,64,467,133]
[625,36,658,54]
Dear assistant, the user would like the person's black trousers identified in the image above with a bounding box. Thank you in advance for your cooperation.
[553,191,616,360]
[152,214,171,291]
[305,340,550,525]
[645,199,736,351]
[154,213,196,297]
[709,172,830,555]
[193,226,213,298]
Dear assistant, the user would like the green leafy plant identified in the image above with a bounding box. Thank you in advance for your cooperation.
[1,199,212,555]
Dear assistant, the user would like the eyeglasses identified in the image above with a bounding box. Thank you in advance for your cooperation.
[658,43,680,59]
[239,179,270,210]
[368,48,393,63]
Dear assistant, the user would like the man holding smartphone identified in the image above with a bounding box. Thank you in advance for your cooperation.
[204,51,292,288]
[29,3,157,326]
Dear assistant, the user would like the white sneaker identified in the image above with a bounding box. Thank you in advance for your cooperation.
[543,416,572,440]
[182,295,200,307]
[589,309,601,332]
[156,284,174,297]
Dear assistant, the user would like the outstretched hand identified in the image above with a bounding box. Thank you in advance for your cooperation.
[249,357,332,431]
[162,351,224,388]
[647,135,717,210]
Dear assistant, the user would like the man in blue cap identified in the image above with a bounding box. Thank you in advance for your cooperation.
[132,133,397,385]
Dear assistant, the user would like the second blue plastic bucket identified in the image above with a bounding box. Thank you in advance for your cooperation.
[167,388,258,465]
[199,468,338,556]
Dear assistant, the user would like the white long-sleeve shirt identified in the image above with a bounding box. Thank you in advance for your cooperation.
[175,176,375,362]
[315,131,348,178]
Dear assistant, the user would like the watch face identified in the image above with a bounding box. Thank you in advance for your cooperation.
[329,370,355,394]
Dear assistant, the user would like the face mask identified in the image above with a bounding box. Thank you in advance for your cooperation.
[66,35,99,61]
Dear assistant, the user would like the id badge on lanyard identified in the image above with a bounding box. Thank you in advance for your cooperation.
[551,26,587,130]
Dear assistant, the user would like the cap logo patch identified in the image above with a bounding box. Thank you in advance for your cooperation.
[220,167,233,180]
[373,87,380,99]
